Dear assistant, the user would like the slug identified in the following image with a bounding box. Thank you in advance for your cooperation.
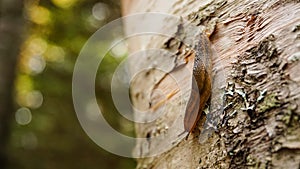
[183,34,212,138]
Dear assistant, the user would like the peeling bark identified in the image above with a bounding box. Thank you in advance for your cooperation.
[122,0,300,168]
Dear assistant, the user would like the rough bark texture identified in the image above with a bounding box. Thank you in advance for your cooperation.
[0,0,24,167]
[122,0,300,168]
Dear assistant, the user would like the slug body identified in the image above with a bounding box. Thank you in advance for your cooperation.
[184,34,212,136]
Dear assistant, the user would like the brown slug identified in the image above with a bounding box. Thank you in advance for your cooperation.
[183,34,212,138]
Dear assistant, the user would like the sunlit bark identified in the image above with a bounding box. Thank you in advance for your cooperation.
[122,0,300,168]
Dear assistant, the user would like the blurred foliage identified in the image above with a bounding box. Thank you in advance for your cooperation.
[8,0,135,168]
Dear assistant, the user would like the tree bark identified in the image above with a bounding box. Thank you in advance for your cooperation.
[0,0,24,167]
[122,0,300,168]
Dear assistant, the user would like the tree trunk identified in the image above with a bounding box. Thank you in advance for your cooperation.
[0,0,24,167]
[122,0,300,168]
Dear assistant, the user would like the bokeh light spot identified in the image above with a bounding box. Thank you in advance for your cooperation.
[92,2,110,21]
[27,37,48,56]
[51,0,77,9]
[25,90,43,109]
[21,132,38,150]
[15,107,32,125]
[110,40,128,58]
[28,5,51,25]
[44,45,65,63]
[15,74,33,94]
[28,55,46,74]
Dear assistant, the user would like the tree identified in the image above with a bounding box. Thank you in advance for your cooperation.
[0,0,24,167]
[122,0,300,168]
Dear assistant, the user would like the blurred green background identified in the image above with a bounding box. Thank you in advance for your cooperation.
[0,0,136,168]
